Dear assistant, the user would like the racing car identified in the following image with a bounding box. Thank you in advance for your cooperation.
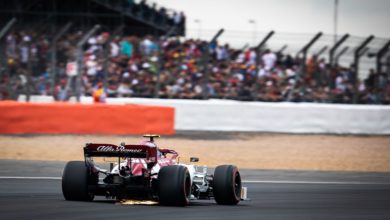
[62,134,247,206]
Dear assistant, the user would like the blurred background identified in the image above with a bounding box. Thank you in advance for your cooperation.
[0,3,389,218]
[0,0,389,173]
[0,0,389,104]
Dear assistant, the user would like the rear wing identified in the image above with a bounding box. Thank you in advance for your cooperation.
[84,143,157,162]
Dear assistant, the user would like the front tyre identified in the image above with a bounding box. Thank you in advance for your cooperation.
[62,161,96,201]
[213,165,241,205]
[158,165,191,206]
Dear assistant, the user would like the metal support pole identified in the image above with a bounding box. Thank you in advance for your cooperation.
[297,32,322,75]
[253,30,275,101]
[51,22,72,96]
[334,0,339,45]
[376,40,390,74]
[75,24,101,102]
[353,35,374,103]
[329,33,349,66]
[277,45,288,54]
[334,46,348,65]
[0,18,17,40]
[334,46,349,65]
[154,25,177,98]
[210,29,224,43]
[315,46,328,57]
[26,40,32,102]
[256,31,275,52]
[0,18,17,100]
[164,26,177,38]
[386,55,390,77]
[297,32,323,56]
[104,25,124,89]
[202,28,224,99]
[241,43,249,51]
[154,46,164,98]
[359,47,370,57]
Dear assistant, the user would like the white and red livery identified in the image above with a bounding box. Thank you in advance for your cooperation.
[62,135,247,206]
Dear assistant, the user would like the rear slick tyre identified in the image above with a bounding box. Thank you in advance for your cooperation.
[158,165,191,206]
[62,161,95,201]
[213,165,241,205]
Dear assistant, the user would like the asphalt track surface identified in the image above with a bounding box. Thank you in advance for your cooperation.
[1,160,390,220]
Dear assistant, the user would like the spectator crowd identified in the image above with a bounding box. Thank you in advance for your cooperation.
[1,28,389,104]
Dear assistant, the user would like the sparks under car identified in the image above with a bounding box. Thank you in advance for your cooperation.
[62,135,247,206]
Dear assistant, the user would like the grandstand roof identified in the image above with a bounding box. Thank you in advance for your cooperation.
[0,0,184,36]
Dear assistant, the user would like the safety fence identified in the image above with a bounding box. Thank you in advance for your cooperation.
[187,28,390,78]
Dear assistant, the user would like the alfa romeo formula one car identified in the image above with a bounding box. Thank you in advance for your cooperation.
[62,135,247,206]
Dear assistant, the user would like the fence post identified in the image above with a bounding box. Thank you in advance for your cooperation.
[0,18,16,40]
[353,35,374,103]
[154,26,177,98]
[256,31,275,53]
[241,43,249,51]
[103,25,124,89]
[26,40,32,102]
[387,55,390,77]
[359,47,370,57]
[315,46,328,57]
[154,43,163,98]
[253,30,275,101]
[297,32,322,76]
[202,28,224,99]
[0,18,17,100]
[50,22,72,96]
[75,24,101,102]
[329,33,349,66]
[334,46,348,65]
[277,44,288,54]
[376,40,390,74]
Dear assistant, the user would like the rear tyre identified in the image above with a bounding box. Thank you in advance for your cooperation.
[158,165,191,206]
[62,161,96,201]
[213,165,241,205]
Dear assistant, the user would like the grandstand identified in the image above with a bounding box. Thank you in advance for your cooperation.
[0,1,389,104]
[0,0,185,36]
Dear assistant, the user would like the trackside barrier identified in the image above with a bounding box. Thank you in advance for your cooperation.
[17,96,390,135]
[113,99,390,135]
[0,101,174,135]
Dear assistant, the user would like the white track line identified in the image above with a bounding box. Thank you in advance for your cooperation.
[0,176,61,180]
[0,176,388,185]
[242,180,389,185]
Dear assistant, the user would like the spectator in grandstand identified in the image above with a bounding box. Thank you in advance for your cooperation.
[140,35,158,55]
[19,35,30,68]
[110,38,120,57]
[0,27,388,105]
[93,82,106,103]
[139,0,148,14]
[215,44,229,61]
[171,11,184,26]
[54,79,69,101]
[120,37,134,58]
[6,33,17,59]
[261,49,277,71]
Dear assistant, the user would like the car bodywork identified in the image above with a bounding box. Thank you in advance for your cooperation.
[62,135,247,206]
